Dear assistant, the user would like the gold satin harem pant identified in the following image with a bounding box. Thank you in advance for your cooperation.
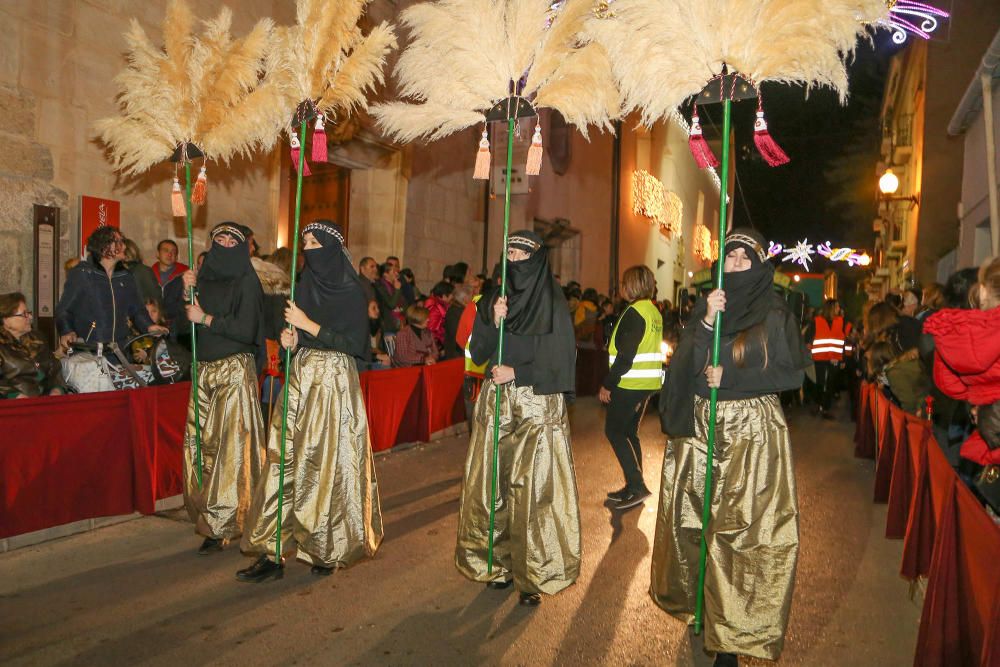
[455,380,581,595]
[241,348,383,567]
[650,394,799,661]
[183,352,264,541]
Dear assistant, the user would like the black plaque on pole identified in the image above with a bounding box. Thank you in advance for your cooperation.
[33,204,59,348]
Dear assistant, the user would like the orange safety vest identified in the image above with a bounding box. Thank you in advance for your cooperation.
[811,316,850,362]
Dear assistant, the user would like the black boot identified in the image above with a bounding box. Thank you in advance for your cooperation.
[310,565,334,577]
[713,652,738,667]
[235,555,284,583]
[198,537,223,555]
[518,592,541,607]
[485,579,513,590]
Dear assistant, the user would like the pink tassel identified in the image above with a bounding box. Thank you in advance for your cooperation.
[190,165,207,205]
[753,109,789,167]
[311,116,327,164]
[473,128,490,180]
[525,123,543,176]
[688,108,719,168]
[170,178,186,217]
[290,133,311,176]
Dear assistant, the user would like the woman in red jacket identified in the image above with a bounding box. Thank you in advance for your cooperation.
[924,256,1000,472]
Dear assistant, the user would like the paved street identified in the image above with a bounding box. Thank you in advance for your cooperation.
[0,398,920,666]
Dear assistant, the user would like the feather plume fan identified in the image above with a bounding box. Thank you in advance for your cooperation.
[584,0,890,126]
[371,0,620,142]
[273,0,397,121]
[95,0,289,174]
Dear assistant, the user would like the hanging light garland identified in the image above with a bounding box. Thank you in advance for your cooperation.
[632,169,683,237]
[880,0,950,44]
[767,239,872,271]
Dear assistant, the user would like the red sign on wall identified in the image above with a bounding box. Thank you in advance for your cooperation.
[79,195,120,256]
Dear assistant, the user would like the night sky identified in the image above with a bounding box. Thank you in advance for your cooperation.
[695,34,907,280]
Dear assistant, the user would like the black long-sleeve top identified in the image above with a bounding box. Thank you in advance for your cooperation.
[692,307,806,400]
[197,274,263,362]
[602,307,644,390]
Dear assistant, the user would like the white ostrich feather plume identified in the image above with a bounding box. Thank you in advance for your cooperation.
[584,0,890,126]
[372,0,621,142]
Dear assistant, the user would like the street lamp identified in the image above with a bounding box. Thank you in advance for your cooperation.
[877,167,919,206]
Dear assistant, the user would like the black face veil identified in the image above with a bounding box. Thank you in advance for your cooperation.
[477,230,555,336]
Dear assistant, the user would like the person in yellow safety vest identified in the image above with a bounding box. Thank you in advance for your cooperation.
[598,265,664,510]
[456,292,489,423]
[805,298,852,419]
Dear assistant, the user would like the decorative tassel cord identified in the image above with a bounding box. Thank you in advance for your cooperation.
[694,97,731,635]
[275,119,308,563]
[184,161,204,489]
[487,116,516,574]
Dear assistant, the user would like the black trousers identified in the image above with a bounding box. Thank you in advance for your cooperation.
[814,361,838,411]
[604,387,652,492]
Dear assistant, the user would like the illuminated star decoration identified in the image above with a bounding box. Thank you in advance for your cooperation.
[783,239,815,270]
[880,0,950,45]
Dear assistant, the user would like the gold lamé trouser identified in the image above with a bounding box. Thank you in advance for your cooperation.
[241,348,383,567]
[183,352,264,540]
[650,394,799,661]
[455,380,581,595]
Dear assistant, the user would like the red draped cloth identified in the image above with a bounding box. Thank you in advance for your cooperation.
[421,359,465,437]
[359,366,423,452]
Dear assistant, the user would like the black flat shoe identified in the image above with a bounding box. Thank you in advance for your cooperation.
[198,537,223,555]
[235,555,284,583]
[485,579,513,590]
[613,488,652,511]
[713,652,739,667]
[311,565,334,577]
[606,486,628,502]
[518,592,541,606]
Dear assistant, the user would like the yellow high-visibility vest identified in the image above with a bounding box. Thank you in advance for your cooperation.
[608,299,665,390]
[464,295,488,377]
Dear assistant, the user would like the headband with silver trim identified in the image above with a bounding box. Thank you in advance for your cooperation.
[303,222,345,246]
[210,224,246,243]
[725,233,766,262]
[508,234,541,252]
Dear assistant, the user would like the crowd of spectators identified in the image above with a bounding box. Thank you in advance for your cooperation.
[856,258,1000,519]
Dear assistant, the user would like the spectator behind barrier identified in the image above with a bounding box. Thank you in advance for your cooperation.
[424,281,454,348]
[123,238,159,302]
[56,226,167,354]
[392,304,439,367]
[0,292,65,398]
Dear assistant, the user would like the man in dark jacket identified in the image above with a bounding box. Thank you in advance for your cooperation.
[152,239,188,340]
[374,261,405,336]
[57,227,166,353]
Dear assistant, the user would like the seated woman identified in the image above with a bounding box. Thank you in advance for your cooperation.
[0,292,65,398]
[392,304,439,366]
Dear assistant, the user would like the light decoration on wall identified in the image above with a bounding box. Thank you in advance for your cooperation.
[879,0,950,44]
[693,223,713,262]
[632,170,683,237]
[767,240,872,271]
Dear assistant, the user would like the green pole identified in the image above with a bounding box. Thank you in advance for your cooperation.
[184,160,203,489]
[275,119,308,563]
[694,98,731,635]
[486,116,516,574]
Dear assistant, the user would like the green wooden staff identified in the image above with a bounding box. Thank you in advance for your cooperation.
[183,158,203,488]
[694,97,732,635]
[275,118,308,562]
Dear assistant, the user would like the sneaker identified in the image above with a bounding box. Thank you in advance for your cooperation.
[613,488,652,511]
[485,579,513,590]
[606,486,628,502]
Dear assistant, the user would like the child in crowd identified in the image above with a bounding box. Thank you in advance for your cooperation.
[392,304,439,367]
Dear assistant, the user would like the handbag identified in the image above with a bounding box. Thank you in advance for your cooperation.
[975,465,1000,514]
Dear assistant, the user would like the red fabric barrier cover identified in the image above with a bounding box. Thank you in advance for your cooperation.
[856,384,877,459]
[853,382,870,454]
[874,405,905,503]
[915,481,1000,667]
[885,415,914,539]
[0,391,135,538]
[359,366,423,452]
[901,435,937,580]
[127,383,188,513]
[422,359,465,437]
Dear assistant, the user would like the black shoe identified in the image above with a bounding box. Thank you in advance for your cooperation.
[613,488,652,511]
[235,555,284,583]
[606,486,628,502]
[198,537,223,555]
[713,652,739,667]
[518,592,541,606]
[821,410,835,420]
[310,565,334,577]
[485,579,513,590]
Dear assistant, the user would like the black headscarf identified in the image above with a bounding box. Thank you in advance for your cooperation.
[690,227,776,335]
[198,222,254,313]
[296,220,369,359]
[477,230,554,335]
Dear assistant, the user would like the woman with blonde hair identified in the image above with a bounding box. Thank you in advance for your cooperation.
[599,265,664,510]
